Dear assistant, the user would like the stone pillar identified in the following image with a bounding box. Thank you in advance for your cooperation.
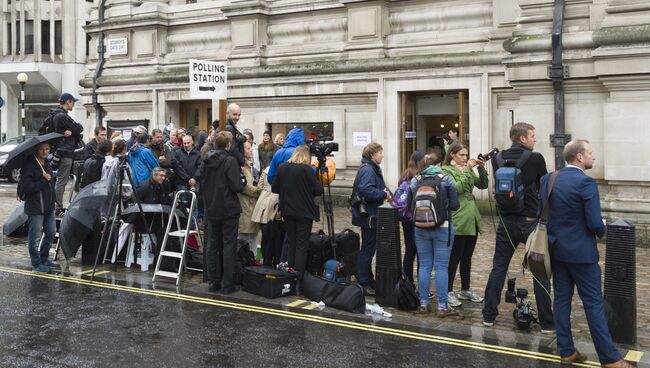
[221,1,269,67]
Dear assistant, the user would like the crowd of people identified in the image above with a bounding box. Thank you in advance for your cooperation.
[20,93,630,367]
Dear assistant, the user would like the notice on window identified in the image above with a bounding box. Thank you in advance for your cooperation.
[353,132,371,147]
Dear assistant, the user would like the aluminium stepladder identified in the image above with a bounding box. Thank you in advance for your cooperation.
[152,190,203,285]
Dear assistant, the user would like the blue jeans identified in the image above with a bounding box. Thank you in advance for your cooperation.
[27,211,56,267]
[482,217,554,329]
[357,227,377,287]
[415,225,454,308]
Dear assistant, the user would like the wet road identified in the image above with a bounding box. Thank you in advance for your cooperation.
[0,269,571,368]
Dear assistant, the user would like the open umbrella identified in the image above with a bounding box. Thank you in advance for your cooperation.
[4,133,63,172]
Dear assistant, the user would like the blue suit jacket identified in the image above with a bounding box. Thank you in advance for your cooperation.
[540,167,605,264]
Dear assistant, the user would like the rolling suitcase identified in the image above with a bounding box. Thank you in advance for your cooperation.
[333,229,360,280]
[306,230,333,276]
[243,266,295,299]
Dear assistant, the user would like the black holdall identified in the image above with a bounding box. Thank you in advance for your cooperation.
[394,278,419,311]
[333,228,360,280]
[242,266,296,299]
[302,272,365,314]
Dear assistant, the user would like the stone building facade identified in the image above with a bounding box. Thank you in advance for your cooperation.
[81,0,650,245]
[0,0,90,138]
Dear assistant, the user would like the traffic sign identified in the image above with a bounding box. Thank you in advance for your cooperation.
[189,59,227,99]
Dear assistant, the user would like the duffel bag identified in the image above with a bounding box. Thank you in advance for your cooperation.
[243,266,295,299]
[303,272,365,314]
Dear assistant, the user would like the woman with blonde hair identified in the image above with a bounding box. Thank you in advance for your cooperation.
[274,133,285,148]
[272,145,323,291]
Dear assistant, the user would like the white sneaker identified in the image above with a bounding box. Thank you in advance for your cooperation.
[447,291,463,308]
[458,289,484,303]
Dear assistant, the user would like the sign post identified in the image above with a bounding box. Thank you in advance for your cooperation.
[189,59,228,132]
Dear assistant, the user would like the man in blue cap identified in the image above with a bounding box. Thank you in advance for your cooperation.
[49,93,84,212]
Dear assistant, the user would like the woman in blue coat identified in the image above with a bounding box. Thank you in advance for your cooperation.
[350,143,391,296]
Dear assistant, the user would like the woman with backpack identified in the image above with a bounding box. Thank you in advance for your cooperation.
[392,150,426,288]
[441,143,489,308]
[410,152,460,317]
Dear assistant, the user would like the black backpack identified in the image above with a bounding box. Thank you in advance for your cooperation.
[234,240,256,285]
[494,150,532,216]
[411,174,448,229]
[38,114,56,136]
[394,278,419,311]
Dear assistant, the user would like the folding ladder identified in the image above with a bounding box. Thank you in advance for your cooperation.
[152,190,203,285]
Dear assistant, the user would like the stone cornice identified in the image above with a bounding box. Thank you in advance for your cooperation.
[593,25,650,47]
[80,50,505,88]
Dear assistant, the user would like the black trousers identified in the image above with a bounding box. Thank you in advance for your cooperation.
[261,220,285,267]
[283,215,313,280]
[448,234,478,291]
[401,221,418,284]
[205,215,239,290]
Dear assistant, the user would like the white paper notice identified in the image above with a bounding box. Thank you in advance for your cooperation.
[353,132,371,147]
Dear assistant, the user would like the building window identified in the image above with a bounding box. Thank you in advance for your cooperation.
[55,20,62,55]
[85,21,90,56]
[41,20,50,54]
[25,20,34,54]
[6,22,11,53]
[14,21,20,53]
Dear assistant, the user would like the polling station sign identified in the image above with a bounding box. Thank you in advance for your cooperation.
[189,59,227,99]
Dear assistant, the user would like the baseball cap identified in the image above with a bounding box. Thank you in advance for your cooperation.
[133,125,148,134]
[59,93,79,103]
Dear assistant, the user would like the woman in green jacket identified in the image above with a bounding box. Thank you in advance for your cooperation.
[442,143,489,308]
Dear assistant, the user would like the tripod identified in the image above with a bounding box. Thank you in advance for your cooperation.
[315,154,338,260]
[91,156,154,279]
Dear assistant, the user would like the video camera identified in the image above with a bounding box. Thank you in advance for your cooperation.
[505,278,537,330]
[307,135,339,161]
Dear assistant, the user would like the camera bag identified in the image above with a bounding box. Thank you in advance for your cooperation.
[302,272,365,313]
[394,278,419,311]
[242,266,295,299]
[333,228,360,280]
[306,230,333,276]
[523,171,559,281]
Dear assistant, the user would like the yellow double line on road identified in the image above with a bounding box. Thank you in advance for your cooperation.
[0,265,600,367]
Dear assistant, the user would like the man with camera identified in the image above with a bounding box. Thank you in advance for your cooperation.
[50,93,84,212]
[482,122,554,333]
[540,140,629,367]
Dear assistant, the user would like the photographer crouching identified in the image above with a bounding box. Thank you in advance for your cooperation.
[350,143,391,296]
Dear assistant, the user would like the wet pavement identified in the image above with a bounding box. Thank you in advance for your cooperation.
[0,268,567,367]
[0,182,648,367]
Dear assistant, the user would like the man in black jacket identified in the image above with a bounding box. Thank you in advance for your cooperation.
[197,131,245,294]
[482,122,554,332]
[83,126,108,159]
[80,140,112,188]
[172,135,200,191]
[224,103,247,166]
[51,93,84,209]
[136,167,173,205]
[20,142,57,272]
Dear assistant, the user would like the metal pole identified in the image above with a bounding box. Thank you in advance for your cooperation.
[549,0,570,170]
[20,82,25,135]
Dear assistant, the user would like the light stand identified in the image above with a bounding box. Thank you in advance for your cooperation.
[17,73,28,136]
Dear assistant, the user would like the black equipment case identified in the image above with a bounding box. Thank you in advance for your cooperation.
[243,266,296,299]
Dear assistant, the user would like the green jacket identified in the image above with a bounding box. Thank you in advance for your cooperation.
[441,164,489,236]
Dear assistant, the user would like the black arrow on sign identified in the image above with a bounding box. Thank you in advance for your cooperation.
[199,86,216,91]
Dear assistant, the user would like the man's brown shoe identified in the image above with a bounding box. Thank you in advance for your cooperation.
[560,350,587,365]
[602,360,633,368]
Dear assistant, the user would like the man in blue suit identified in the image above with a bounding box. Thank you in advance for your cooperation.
[540,140,629,368]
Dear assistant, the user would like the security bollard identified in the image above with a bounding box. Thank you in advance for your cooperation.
[375,203,402,308]
[604,220,636,345]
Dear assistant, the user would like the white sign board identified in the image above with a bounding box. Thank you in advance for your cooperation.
[353,132,371,147]
[189,59,228,99]
[405,130,417,139]
[107,38,128,56]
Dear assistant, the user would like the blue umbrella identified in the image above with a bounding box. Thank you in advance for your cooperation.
[4,133,63,172]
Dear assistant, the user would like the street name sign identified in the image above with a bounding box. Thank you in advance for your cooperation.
[189,59,227,99]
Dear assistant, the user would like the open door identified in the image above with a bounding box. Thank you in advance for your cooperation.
[400,93,416,173]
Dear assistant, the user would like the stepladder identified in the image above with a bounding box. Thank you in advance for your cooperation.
[152,190,203,285]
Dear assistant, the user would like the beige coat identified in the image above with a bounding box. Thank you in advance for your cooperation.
[251,168,279,225]
[238,163,262,234]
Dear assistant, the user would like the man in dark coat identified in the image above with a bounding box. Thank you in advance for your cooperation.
[172,135,200,191]
[20,142,57,272]
[136,167,173,206]
[197,131,244,294]
[83,126,108,159]
[51,93,84,209]
[80,140,112,189]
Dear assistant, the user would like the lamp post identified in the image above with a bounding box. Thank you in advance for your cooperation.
[17,73,28,135]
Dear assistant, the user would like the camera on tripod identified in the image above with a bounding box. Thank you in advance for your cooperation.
[307,135,339,163]
[505,278,537,330]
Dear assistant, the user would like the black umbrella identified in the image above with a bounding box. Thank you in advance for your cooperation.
[4,133,63,172]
